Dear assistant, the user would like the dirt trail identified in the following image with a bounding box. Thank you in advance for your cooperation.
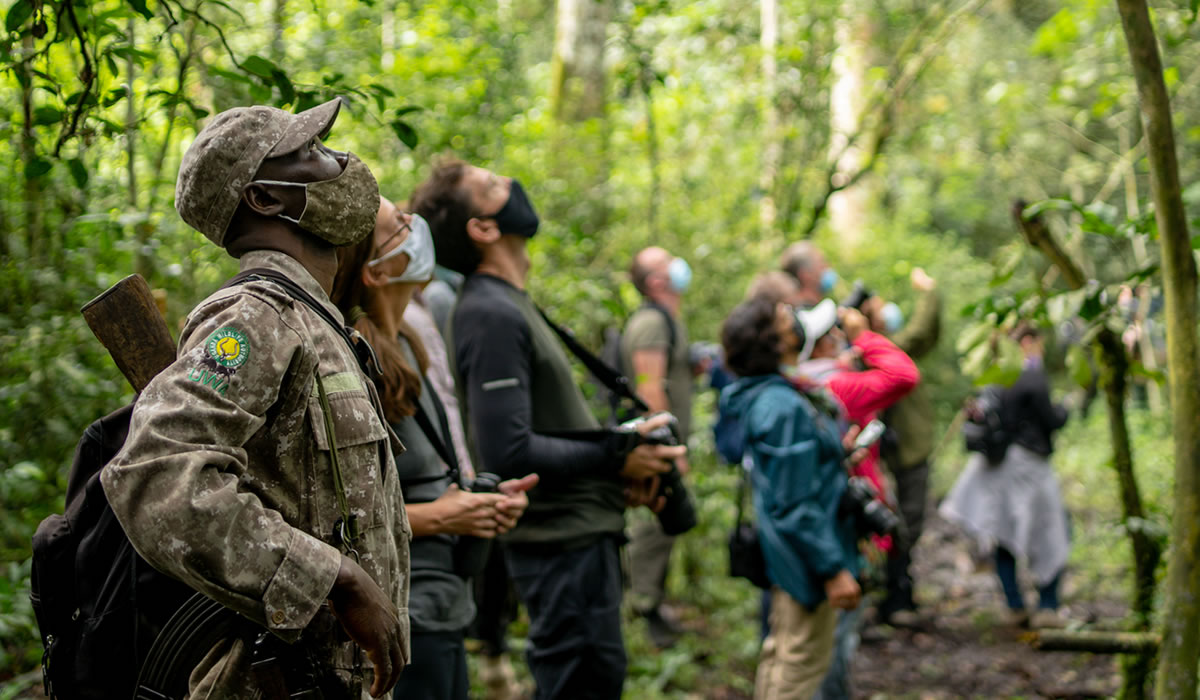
[850,513,1126,699]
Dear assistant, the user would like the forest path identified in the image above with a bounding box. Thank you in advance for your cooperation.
[850,511,1128,699]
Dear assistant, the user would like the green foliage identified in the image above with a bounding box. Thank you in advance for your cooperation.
[0,0,1198,686]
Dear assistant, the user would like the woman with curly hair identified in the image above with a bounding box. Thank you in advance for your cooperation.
[720,296,861,700]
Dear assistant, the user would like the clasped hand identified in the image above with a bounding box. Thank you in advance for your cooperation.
[432,472,539,538]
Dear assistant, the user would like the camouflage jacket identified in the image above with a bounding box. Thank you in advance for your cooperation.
[101,250,411,698]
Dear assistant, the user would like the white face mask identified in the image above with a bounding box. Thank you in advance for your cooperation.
[367,213,435,284]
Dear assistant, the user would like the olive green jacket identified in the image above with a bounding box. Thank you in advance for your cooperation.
[884,290,941,469]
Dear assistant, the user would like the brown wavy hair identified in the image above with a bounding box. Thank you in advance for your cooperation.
[331,232,429,422]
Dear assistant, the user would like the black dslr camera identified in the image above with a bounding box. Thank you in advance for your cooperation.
[617,414,697,536]
[839,476,901,538]
[453,472,503,578]
[840,280,874,311]
[838,420,902,538]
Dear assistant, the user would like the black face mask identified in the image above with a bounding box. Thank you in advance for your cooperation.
[487,179,540,238]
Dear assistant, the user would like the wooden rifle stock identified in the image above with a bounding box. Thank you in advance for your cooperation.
[81,274,177,393]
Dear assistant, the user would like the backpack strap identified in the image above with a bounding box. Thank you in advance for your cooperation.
[403,375,463,489]
[640,301,678,363]
[536,305,649,415]
[223,268,381,382]
[223,268,370,557]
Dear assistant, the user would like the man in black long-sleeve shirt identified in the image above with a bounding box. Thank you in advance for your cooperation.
[411,159,683,700]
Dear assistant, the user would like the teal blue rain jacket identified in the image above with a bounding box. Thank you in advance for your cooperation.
[721,374,858,608]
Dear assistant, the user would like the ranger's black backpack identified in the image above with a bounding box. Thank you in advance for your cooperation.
[30,404,194,699]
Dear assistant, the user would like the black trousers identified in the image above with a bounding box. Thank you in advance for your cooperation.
[505,536,627,700]
[881,460,930,616]
[391,628,468,700]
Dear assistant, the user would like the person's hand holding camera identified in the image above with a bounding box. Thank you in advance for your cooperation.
[824,570,862,610]
[619,413,684,512]
[619,413,686,480]
[839,307,870,342]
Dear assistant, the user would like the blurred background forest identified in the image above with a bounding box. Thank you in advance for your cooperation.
[2,0,1199,696]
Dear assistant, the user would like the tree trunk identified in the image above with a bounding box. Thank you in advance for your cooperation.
[550,0,609,122]
[1114,2,1200,697]
[271,0,287,64]
[1014,203,1162,699]
[1119,124,1166,415]
[126,18,154,281]
[20,35,42,263]
[759,0,779,232]
[548,0,611,237]
[1034,630,1161,655]
[637,52,659,237]
[827,1,876,249]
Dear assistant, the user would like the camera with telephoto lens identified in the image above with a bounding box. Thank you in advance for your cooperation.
[839,476,901,538]
[452,472,502,578]
[617,414,697,536]
[838,419,901,538]
[840,280,874,311]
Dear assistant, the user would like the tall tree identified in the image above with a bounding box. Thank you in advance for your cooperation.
[549,0,612,236]
[1111,1,1200,697]
[759,0,780,232]
[827,0,877,249]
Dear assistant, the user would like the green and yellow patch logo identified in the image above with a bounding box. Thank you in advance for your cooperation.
[205,327,250,369]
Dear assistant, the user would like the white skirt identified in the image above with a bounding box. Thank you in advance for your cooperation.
[939,444,1070,586]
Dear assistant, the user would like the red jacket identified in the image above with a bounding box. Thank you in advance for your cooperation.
[827,330,921,430]
[825,331,919,552]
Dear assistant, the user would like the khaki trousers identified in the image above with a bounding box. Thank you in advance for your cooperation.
[754,588,836,700]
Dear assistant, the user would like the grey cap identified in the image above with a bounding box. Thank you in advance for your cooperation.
[175,99,342,246]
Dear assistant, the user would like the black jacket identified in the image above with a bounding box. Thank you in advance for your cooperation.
[1001,363,1068,456]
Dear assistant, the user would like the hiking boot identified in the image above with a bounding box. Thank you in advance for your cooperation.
[480,654,524,700]
[1001,608,1029,628]
[886,608,922,628]
[1030,608,1068,629]
[641,606,682,649]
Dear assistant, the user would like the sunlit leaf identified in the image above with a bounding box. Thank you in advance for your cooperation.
[955,321,992,355]
[101,87,128,108]
[1130,361,1166,385]
[240,55,278,80]
[1066,344,1093,389]
[207,66,252,85]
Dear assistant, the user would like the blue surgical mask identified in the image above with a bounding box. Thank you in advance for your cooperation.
[882,302,904,333]
[367,213,435,284]
[668,257,692,293]
[820,268,839,294]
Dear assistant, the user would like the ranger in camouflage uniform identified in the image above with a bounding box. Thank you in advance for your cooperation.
[101,99,410,699]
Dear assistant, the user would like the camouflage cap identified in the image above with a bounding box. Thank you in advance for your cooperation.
[175,99,342,246]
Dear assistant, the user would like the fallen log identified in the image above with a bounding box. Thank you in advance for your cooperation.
[1032,629,1160,655]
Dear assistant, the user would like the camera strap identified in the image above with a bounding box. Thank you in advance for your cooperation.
[408,376,463,488]
[535,305,649,414]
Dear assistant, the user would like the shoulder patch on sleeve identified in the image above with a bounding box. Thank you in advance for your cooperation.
[205,327,251,369]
